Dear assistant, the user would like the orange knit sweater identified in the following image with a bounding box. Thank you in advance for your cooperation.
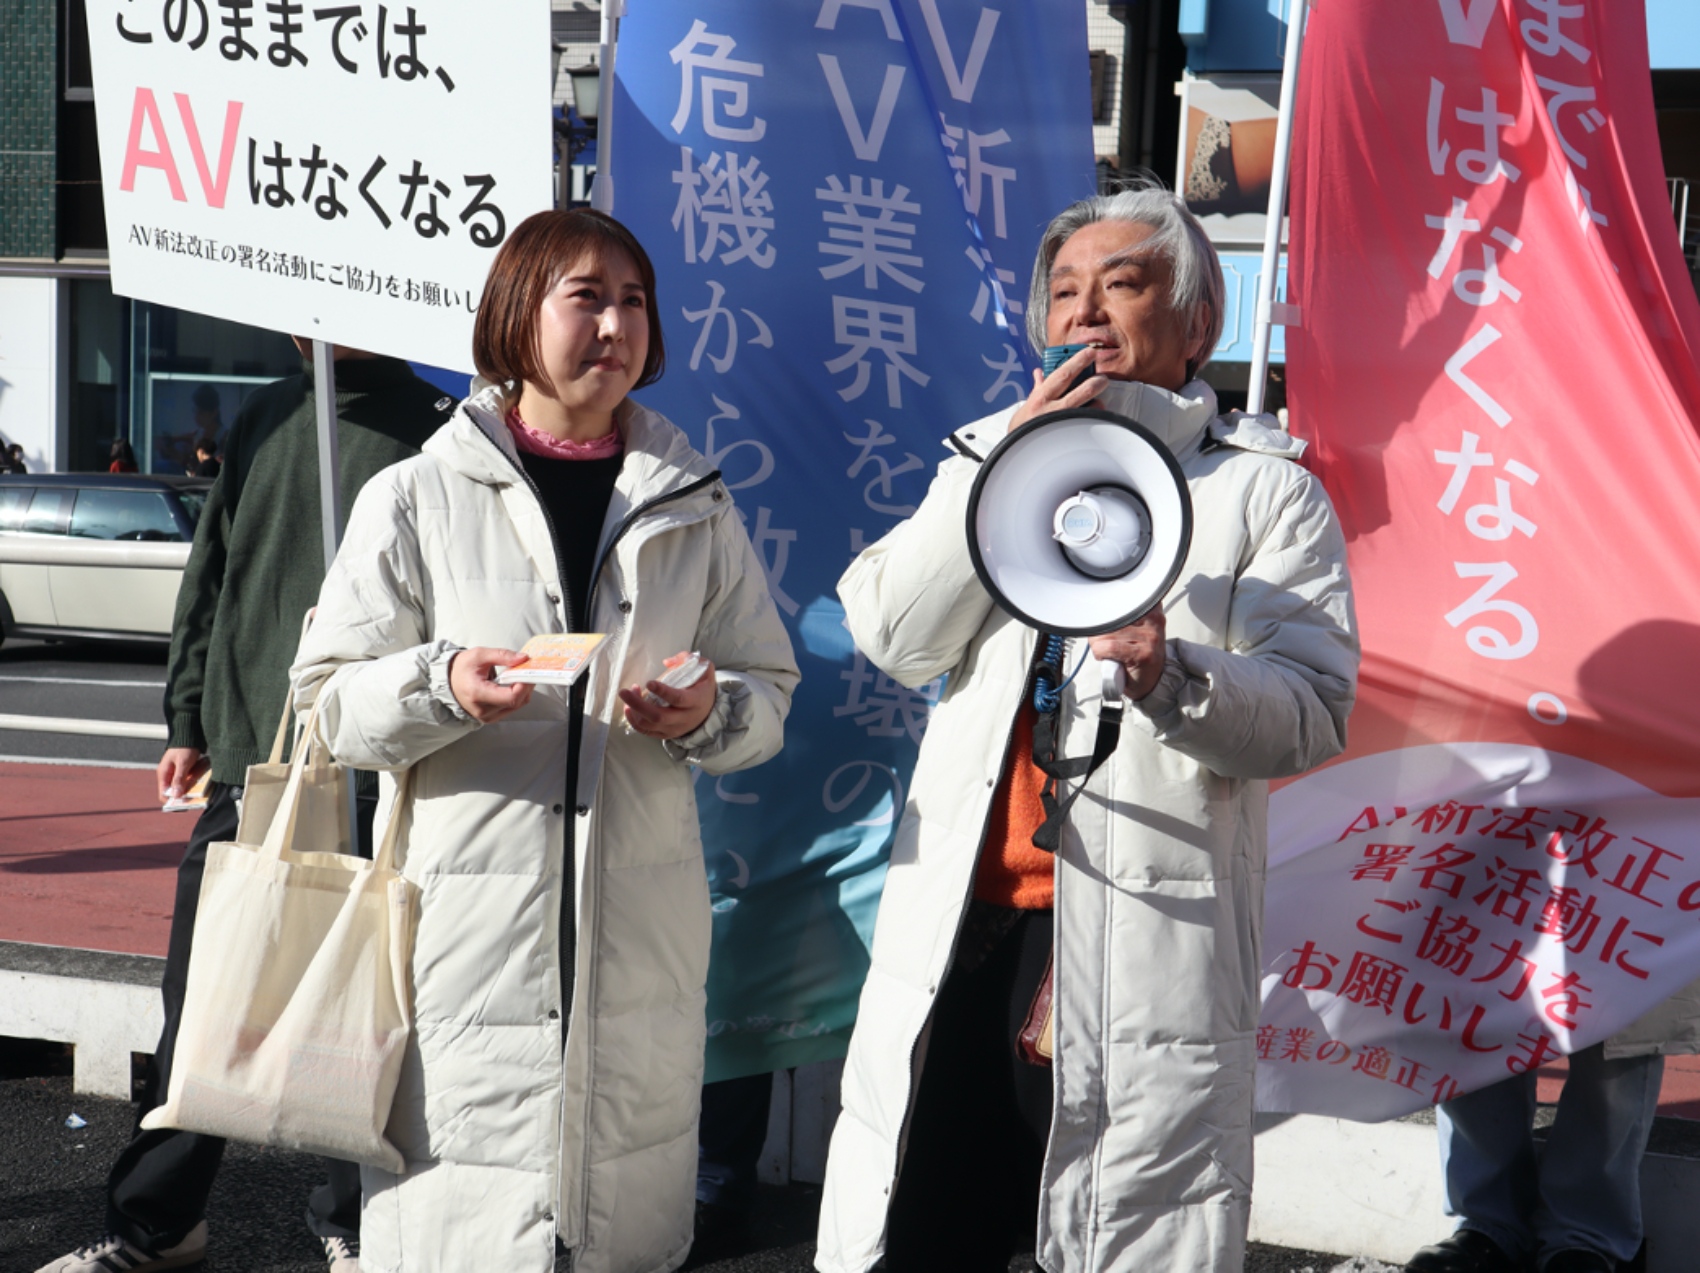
[973,697,1055,909]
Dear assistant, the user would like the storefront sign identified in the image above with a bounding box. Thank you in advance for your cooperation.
[86,0,554,370]
[1263,0,1700,1121]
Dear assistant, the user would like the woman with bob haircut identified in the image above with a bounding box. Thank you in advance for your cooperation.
[291,208,799,1273]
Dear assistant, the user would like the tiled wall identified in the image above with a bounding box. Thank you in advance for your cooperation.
[0,0,58,259]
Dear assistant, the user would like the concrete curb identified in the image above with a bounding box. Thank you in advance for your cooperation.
[5,941,1697,1272]
[0,940,163,1097]
[1248,1111,1700,1273]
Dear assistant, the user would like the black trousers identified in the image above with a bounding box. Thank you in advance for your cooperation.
[884,906,1055,1273]
[106,781,370,1249]
[697,1071,774,1209]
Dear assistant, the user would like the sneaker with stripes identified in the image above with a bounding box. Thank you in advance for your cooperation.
[33,1220,207,1272]
[321,1235,360,1272]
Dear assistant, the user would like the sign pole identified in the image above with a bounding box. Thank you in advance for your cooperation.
[590,0,623,213]
[1246,0,1308,416]
[312,339,343,571]
[311,339,360,849]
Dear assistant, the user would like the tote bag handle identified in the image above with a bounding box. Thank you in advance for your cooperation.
[259,689,411,873]
[266,610,324,766]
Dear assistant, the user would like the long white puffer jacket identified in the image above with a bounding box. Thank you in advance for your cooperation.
[291,382,798,1273]
[816,381,1359,1273]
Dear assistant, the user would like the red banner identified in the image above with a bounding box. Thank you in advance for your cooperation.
[1259,0,1700,1120]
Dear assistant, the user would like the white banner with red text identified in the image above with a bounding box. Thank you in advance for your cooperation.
[1261,0,1700,1121]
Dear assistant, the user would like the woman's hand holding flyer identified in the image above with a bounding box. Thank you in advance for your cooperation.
[619,651,715,739]
[450,647,535,723]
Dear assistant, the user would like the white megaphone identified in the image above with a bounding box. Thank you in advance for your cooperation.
[966,407,1193,637]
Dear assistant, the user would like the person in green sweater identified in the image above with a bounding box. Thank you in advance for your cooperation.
[37,342,455,1273]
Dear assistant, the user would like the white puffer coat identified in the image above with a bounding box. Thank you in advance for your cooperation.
[816,381,1358,1273]
[291,383,798,1273]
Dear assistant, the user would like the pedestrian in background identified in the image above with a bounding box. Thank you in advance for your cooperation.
[36,341,455,1273]
[107,439,138,473]
[1404,979,1700,1273]
[186,440,221,480]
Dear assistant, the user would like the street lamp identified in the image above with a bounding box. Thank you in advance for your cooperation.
[552,46,600,206]
[569,60,600,125]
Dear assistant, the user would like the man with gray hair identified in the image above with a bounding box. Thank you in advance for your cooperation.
[815,185,1359,1272]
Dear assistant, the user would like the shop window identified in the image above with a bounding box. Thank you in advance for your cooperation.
[129,302,300,474]
[67,280,129,473]
[59,0,104,253]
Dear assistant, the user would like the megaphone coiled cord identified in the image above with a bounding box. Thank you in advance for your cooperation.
[1032,635,1089,714]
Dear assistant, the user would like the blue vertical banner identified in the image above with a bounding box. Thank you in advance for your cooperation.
[613,0,1094,1080]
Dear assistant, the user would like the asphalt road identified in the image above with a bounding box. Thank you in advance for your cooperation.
[0,1059,1359,1273]
[0,637,169,769]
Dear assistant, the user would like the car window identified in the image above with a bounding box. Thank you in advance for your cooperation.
[0,487,30,531]
[175,489,208,528]
[22,488,74,534]
[67,488,185,541]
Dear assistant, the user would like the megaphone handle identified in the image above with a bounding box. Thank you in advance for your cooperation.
[1101,661,1127,705]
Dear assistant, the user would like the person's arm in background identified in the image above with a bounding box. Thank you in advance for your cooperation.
[158,463,233,800]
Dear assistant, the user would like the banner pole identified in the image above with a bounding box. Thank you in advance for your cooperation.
[590,0,623,213]
[1246,0,1308,417]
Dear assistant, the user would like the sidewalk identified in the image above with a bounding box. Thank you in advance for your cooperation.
[0,762,178,957]
[7,759,1700,1115]
[3,759,1699,1272]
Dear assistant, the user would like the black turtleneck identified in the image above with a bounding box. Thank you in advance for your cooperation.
[518,449,623,629]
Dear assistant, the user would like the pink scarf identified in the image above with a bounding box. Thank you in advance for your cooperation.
[505,406,624,461]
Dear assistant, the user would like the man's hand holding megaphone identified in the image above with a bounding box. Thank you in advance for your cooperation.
[1005,344,1109,435]
[1086,607,1166,702]
[996,343,1169,700]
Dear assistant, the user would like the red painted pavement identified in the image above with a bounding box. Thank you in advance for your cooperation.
[5,760,1700,1118]
[1538,1054,1700,1121]
[0,762,181,957]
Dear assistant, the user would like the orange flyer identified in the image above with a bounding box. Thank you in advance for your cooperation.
[494,633,609,686]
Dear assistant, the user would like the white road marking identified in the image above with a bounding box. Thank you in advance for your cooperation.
[0,714,167,740]
[0,675,165,688]
[0,753,156,770]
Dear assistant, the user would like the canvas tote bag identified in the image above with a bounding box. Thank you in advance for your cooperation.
[141,697,418,1171]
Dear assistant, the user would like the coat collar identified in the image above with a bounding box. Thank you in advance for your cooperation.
[950,378,1222,463]
[948,378,1308,463]
[425,378,717,508]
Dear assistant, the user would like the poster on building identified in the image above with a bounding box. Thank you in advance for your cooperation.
[611,0,1095,1079]
[1260,0,1700,1121]
[84,0,555,371]
[1175,72,1282,247]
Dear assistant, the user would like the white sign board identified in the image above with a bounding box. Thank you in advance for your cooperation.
[87,0,554,371]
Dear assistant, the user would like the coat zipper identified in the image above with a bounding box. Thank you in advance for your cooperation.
[572,465,722,1241]
[581,470,723,620]
[478,420,723,1250]
[479,433,594,1252]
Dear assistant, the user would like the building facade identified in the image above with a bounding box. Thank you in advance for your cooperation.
[4,1,1692,471]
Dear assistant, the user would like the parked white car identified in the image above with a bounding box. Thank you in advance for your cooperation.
[0,474,210,645]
